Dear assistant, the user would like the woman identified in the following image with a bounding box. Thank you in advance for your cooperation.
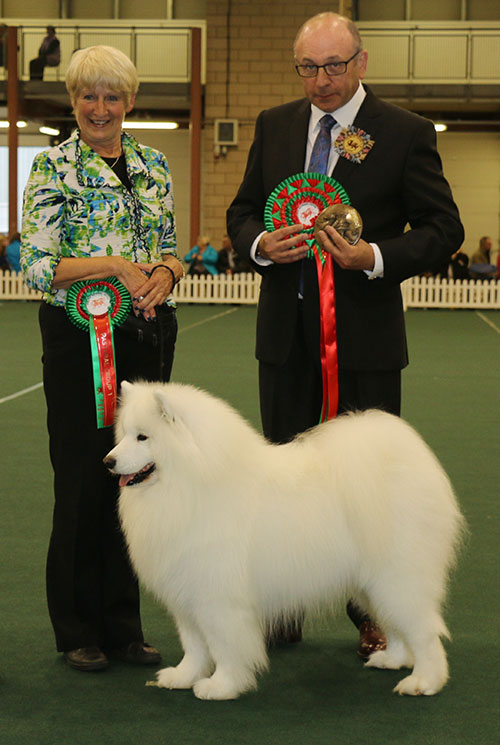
[21,45,184,672]
[184,235,219,275]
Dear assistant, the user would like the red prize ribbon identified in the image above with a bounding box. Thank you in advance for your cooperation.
[66,278,131,429]
[264,173,351,422]
[314,250,338,421]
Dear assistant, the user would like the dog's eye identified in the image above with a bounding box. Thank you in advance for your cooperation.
[137,434,148,441]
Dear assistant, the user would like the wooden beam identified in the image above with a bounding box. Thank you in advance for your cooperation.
[189,26,202,250]
[7,25,19,237]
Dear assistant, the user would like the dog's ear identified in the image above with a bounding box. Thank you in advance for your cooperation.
[154,389,175,422]
[120,380,133,396]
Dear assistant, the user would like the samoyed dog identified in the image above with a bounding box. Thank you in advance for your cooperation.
[104,380,464,701]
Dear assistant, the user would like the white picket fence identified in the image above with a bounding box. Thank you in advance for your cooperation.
[1,271,499,309]
[401,276,500,309]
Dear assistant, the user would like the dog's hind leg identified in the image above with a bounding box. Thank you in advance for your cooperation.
[366,591,449,695]
[392,629,449,696]
[157,614,214,690]
[192,604,268,700]
[365,633,414,670]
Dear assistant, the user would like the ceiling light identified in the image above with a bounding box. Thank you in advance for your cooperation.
[0,120,28,128]
[40,126,60,136]
[123,121,179,130]
[434,123,448,132]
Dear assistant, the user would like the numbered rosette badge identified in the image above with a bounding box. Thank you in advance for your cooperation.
[66,278,131,429]
[263,172,351,261]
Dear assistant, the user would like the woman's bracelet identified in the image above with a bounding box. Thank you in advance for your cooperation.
[150,263,182,288]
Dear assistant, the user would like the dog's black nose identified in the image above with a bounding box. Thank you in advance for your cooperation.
[103,455,115,470]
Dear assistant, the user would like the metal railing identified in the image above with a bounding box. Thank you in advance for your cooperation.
[0,19,206,83]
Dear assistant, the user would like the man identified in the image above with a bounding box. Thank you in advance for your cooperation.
[227,13,464,655]
[29,25,61,80]
[218,233,253,274]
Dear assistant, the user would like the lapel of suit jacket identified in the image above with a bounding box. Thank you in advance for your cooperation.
[288,99,311,174]
[331,86,383,193]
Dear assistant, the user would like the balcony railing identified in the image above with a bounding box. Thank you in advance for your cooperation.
[358,20,500,85]
[0,19,206,84]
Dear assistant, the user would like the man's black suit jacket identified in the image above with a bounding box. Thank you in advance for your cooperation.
[227,86,464,372]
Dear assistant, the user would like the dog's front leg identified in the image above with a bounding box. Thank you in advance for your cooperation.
[157,614,213,690]
[191,604,269,700]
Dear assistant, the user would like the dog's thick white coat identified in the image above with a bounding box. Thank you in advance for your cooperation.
[106,380,464,701]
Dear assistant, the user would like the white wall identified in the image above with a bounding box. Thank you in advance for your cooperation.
[438,131,500,263]
[132,128,192,257]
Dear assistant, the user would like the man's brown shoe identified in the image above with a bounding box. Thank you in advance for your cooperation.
[112,641,162,665]
[64,646,109,671]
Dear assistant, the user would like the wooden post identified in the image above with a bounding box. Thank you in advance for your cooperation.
[189,27,202,250]
[7,25,19,238]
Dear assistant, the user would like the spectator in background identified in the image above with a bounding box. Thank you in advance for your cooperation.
[29,26,61,80]
[217,233,254,274]
[6,231,21,272]
[469,236,496,280]
[184,235,219,275]
[0,234,9,271]
[217,233,236,274]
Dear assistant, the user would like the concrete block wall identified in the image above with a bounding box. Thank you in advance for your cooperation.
[201,1,348,249]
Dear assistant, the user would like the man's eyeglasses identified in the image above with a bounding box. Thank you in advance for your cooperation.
[295,50,361,78]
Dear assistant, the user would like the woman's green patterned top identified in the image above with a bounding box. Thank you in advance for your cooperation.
[21,130,177,306]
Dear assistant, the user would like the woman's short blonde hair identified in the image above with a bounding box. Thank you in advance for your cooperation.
[65,45,139,106]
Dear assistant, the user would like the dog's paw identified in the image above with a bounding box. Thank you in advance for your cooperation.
[156,666,198,690]
[393,674,443,696]
[365,647,412,671]
[193,676,241,701]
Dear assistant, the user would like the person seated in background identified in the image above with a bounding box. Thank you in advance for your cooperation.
[469,236,497,280]
[29,26,60,80]
[217,233,236,274]
[0,234,9,271]
[184,235,219,275]
[217,233,253,274]
[6,231,21,272]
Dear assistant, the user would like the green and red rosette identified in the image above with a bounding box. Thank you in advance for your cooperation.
[66,277,131,429]
[264,172,352,423]
[264,172,350,264]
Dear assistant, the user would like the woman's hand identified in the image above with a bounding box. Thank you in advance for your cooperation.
[131,259,184,320]
[51,255,182,321]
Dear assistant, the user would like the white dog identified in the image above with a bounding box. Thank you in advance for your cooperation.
[104,380,464,701]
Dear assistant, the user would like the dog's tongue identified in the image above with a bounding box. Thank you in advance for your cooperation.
[118,462,155,488]
[119,473,136,488]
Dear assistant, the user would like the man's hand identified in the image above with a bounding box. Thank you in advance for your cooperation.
[317,225,375,271]
[258,224,309,264]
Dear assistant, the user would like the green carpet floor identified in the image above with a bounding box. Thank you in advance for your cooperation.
[1,301,499,745]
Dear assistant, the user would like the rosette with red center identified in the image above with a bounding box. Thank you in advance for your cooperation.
[264,172,350,260]
[66,277,131,428]
[264,172,352,422]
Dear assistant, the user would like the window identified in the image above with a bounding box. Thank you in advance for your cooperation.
[0,146,45,234]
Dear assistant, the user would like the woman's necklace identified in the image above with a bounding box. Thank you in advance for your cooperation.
[107,152,122,168]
